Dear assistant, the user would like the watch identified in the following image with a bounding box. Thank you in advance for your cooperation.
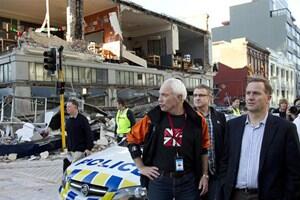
[202,174,209,179]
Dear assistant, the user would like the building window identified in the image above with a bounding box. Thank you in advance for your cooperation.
[270,63,275,76]
[129,71,134,85]
[135,72,143,86]
[85,68,92,84]
[116,71,120,85]
[65,65,73,82]
[124,71,130,85]
[91,68,96,83]
[281,69,285,79]
[73,66,79,83]
[157,75,164,86]
[146,73,155,86]
[185,78,201,89]
[29,62,36,81]
[0,65,3,82]
[36,63,44,81]
[116,70,162,87]
[78,67,92,84]
[96,69,108,84]
[29,62,54,81]
[287,52,292,60]
[286,23,292,34]
[287,38,293,48]
[281,90,285,97]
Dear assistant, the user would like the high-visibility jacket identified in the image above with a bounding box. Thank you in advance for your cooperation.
[116,108,131,135]
[232,108,241,116]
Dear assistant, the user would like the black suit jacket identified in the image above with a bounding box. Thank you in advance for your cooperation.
[210,107,227,176]
[219,114,300,200]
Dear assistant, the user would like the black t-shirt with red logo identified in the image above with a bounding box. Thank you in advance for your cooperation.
[152,114,193,172]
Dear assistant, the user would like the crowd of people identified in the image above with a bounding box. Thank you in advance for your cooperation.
[60,76,300,200]
[126,77,300,200]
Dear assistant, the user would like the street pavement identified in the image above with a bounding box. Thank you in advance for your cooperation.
[0,158,63,200]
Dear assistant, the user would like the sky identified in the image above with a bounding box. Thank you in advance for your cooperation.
[130,0,300,29]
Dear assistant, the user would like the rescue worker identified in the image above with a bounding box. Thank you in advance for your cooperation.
[231,98,241,116]
[115,98,135,143]
[127,78,210,200]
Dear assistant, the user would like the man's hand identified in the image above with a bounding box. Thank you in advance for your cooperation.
[198,175,209,196]
[139,166,160,180]
[84,149,92,156]
[40,127,50,138]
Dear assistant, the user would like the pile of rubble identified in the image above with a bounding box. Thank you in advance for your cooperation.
[0,126,117,163]
[92,128,116,152]
[18,30,105,58]
[0,135,19,145]
[19,31,71,50]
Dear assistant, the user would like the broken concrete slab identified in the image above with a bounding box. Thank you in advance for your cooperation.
[8,153,17,161]
[40,151,49,160]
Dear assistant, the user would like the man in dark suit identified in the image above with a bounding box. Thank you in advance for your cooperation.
[193,84,227,200]
[219,77,300,200]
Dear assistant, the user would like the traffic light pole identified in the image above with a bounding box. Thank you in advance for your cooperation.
[58,46,66,151]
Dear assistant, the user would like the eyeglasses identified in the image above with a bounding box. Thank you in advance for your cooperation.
[193,94,209,97]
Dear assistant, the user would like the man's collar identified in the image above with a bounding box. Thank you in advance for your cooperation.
[196,106,210,117]
[70,112,78,118]
[245,112,268,125]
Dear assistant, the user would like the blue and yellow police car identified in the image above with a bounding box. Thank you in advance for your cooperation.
[59,145,147,200]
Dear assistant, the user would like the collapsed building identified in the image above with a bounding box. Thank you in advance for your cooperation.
[0,0,213,114]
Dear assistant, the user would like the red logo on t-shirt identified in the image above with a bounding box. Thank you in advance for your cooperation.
[163,128,183,147]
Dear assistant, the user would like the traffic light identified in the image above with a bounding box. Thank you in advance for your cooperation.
[43,48,57,74]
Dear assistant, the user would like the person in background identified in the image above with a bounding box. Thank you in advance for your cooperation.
[64,99,93,171]
[127,78,210,200]
[115,98,135,143]
[230,98,241,116]
[273,98,288,119]
[193,84,227,200]
[287,98,300,121]
[292,98,300,141]
[293,115,300,142]
[219,77,300,200]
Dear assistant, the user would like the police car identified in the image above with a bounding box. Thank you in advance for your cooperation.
[59,145,147,200]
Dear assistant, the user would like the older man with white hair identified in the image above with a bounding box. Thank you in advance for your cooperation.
[127,78,210,200]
